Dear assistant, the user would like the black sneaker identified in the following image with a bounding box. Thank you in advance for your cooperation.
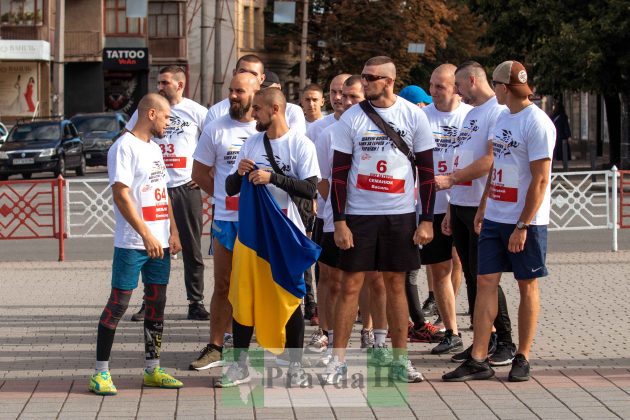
[421,297,438,317]
[442,358,495,382]
[188,302,210,320]
[130,304,145,322]
[489,341,516,366]
[450,333,498,363]
[303,304,316,321]
[431,330,464,354]
[508,354,530,382]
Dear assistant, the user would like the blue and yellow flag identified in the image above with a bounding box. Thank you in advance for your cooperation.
[228,175,321,353]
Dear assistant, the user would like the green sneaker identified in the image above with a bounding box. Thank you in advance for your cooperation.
[89,371,117,396]
[143,367,183,389]
[368,343,393,366]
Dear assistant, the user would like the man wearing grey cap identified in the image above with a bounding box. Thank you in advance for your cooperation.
[443,60,555,382]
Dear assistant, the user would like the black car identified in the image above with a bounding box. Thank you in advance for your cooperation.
[0,118,85,180]
[71,112,127,166]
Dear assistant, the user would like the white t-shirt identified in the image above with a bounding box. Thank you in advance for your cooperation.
[421,102,473,214]
[229,129,321,233]
[450,97,507,207]
[127,98,208,188]
[107,132,170,250]
[485,104,556,225]
[204,98,307,134]
[192,115,258,222]
[307,113,337,218]
[332,97,435,216]
[315,121,343,232]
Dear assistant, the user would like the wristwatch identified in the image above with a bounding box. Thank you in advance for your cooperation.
[516,221,529,230]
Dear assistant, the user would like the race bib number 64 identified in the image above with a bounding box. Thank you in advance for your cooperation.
[141,186,169,221]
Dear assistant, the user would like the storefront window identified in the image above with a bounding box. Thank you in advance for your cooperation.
[105,0,145,36]
[148,2,183,38]
[0,0,43,26]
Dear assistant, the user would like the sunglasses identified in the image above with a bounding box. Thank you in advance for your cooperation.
[361,74,389,82]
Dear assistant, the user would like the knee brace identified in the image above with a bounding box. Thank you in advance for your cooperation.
[99,288,132,330]
[144,283,167,321]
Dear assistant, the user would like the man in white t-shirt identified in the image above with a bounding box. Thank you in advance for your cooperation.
[187,72,260,371]
[419,64,472,355]
[444,60,555,383]
[89,94,183,396]
[204,56,306,135]
[435,61,515,367]
[328,56,436,384]
[304,73,350,354]
[219,88,320,388]
[126,66,209,322]
[301,83,325,126]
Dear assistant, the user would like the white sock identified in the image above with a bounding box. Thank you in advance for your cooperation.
[374,329,387,346]
[327,330,334,347]
[95,360,108,374]
[145,359,159,373]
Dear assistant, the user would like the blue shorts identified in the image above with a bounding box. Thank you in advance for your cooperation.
[212,220,238,252]
[111,247,171,290]
[478,219,548,280]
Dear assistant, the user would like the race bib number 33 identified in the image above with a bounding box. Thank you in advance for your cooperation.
[356,152,407,194]
[159,144,187,168]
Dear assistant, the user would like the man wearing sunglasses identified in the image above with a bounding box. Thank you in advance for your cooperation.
[443,60,555,382]
[327,56,436,383]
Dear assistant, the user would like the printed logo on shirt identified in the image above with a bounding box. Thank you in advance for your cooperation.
[492,129,520,158]
[224,142,244,166]
[148,160,167,183]
[455,119,479,148]
[164,115,193,138]
[262,153,291,173]
[433,125,461,152]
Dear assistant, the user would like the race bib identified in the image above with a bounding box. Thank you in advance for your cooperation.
[158,143,187,168]
[225,196,239,211]
[269,184,290,212]
[356,152,407,194]
[141,185,169,221]
[488,162,518,202]
[452,150,473,186]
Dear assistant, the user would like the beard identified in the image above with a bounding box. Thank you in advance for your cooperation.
[158,90,174,104]
[229,97,252,119]
[255,120,270,132]
[365,89,385,101]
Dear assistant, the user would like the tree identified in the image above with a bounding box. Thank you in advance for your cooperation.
[469,0,630,167]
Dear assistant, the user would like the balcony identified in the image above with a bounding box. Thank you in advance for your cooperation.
[65,30,102,61]
[148,37,186,61]
[0,25,50,42]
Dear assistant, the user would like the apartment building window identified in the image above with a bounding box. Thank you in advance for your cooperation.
[148,1,184,38]
[105,0,144,35]
[0,0,43,25]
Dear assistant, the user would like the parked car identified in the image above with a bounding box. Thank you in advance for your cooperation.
[0,122,8,144]
[70,112,127,166]
[0,118,85,180]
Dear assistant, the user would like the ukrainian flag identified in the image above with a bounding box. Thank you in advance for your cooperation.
[229,174,321,353]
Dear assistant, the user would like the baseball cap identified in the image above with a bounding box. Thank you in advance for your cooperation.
[399,85,433,105]
[492,60,533,97]
[261,70,281,88]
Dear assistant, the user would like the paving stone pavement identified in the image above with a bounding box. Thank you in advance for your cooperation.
[2,250,630,419]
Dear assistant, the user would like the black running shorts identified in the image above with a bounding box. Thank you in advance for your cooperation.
[419,213,453,265]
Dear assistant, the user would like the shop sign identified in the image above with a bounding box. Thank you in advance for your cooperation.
[0,40,50,61]
[103,48,149,70]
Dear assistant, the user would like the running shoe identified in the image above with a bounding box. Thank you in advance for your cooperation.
[187,302,210,321]
[431,330,464,354]
[360,328,375,349]
[216,362,251,388]
[390,358,424,383]
[317,348,332,367]
[489,342,516,366]
[189,344,224,370]
[143,367,183,389]
[368,343,393,366]
[434,314,446,332]
[88,371,117,396]
[442,358,495,382]
[421,297,438,317]
[287,362,310,387]
[324,358,347,385]
[508,354,530,382]
[305,329,328,353]
[130,304,145,322]
[409,322,444,343]
[223,333,234,349]
[451,333,497,363]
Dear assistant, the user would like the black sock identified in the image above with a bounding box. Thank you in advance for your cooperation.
[209,343,223,353]
[428,291,435,300]
[322,330,329,338]
[232,319,254,365]
[285,306,304,363]
[96,323,116,362]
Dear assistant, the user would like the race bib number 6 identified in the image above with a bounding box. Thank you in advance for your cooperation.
[141,186,169,221]
[488,162,518,202]
[357,152,407,194]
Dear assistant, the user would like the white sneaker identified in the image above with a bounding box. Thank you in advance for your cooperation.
[317,348,332,367]
[360,328,375,349]
[305,329,328,353]
[324,357,347,385]
[287,362,310,387]
[216,362,251,387]
[223,333,233,349]
[390,358,424,383]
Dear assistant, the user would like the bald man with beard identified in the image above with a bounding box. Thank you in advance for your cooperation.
[327,56,436,384]
[188,72,261,371]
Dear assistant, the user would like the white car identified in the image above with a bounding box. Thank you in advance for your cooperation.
[0,123,7,144]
